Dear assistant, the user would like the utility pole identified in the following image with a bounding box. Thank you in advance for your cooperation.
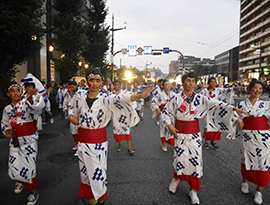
[46,0,52,87]
[110,14,127,81]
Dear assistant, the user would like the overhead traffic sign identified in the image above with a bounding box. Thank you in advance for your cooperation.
[128,45,137,56]
[137,47,144,55]
[163,47,169,54]
[144,46,152,55]
[121,48,128,55]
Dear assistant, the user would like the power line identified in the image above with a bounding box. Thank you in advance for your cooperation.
[200,29,239,57]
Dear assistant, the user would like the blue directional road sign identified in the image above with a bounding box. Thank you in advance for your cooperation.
[144,46,152,55]
[128,45,137,56]
[163,47,170,54]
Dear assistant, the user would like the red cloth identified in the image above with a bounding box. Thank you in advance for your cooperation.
[243,116,269,130]
[208,88,216,98]
[179,91,197,115]
[173,172,201,191]
[78,127,107,143]
[21,175,38,192]
[79,182,108,200]
[13,121,37,137]
[161,137,175,146]
[113,133,131,142]
[241,163,270,187]
[159,104,166,111]
[202,131,221,141]
[175,119,200,134]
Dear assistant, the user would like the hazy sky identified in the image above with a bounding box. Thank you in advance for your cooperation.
[105,0,240,74]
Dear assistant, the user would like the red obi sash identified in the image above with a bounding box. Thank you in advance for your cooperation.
[243,116,269,130]
[14,121,37,137]
[175,119,200,134]
[78,127,107,143]
[159,104,166,111]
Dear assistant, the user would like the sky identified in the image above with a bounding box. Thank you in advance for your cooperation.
[105,0,240,74]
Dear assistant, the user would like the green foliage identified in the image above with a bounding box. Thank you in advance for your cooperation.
[82,0,110,70]
[191,64,216,77]
[0,0,45,116]
[51,0,86,81]
[54,57,80,82]
[165,72,175,80]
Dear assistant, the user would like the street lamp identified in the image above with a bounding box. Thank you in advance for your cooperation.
[110,14,127,81]
[49,45,54,52]
[145,60,152,82]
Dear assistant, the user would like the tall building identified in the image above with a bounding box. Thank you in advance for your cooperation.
[215,46,239,82]
[169,60,178,73]
[173,55,214,76]
[239,0,270,81]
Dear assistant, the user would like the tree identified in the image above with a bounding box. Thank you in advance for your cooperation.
[51,0,86,82]
[82,0,110,76]
[0,0,45,113]
[191,64,216,77]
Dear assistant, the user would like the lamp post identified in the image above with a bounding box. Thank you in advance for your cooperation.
[110,14,127,81]
[146,60,152,82]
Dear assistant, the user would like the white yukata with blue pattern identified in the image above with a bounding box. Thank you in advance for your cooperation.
[200,87,235,132]
[64,90,79,135]
[1,94,44,183]
[161,91,234,178]
[69,90,139,200]
[151,90,176,143]
[231,98,270,171]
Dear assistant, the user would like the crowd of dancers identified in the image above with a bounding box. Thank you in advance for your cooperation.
[1,68,270,205]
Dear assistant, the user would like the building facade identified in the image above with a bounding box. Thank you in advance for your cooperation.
[239,0,270,81]
[215,46,239,83]
[169,60,178,73]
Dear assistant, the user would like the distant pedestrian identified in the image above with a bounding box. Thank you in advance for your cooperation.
[151,79,175,152]
[78,79,89,91]
[40,81,54,125]
[151,79,164,125]
[200,77,243,151]
[64,78,79,157]
[56,82,68,117]
[111,79,136,155]
[130,80,144,121]
[1,81,45,205]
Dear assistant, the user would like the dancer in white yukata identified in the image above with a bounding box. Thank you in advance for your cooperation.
[78,79,89,91]
[130,80,144,121]
[161,72,249,204]
[229,79,270,205]
[200,77,238,151]
[40,81,54,125]
[151,79,175,151]
[110,79,137,154]
[151,79,164,125]
[56,82,68,117]
[68,68,153,205]
[64,78,79,157]
[1,81,45,205]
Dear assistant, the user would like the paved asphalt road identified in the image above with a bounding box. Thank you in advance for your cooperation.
[0,94,270,205]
